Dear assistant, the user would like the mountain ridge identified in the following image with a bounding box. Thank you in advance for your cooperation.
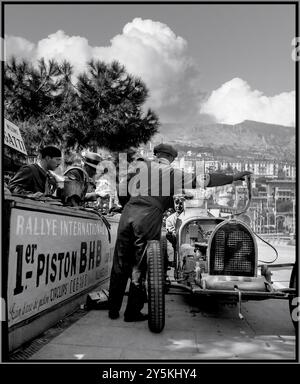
[154,120,295,161]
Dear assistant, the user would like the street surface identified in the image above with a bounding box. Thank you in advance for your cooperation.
[27,293,296,361]
[26,243,296,361]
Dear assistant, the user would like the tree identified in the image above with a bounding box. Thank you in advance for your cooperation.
[4,57,64,153]
[4,57,159,157]
[74,60,159,151]
[4,57,34,122]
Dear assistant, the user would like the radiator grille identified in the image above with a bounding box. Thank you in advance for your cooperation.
[210,222,255,276]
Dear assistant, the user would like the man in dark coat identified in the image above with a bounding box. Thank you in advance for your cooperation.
[108,143,251,321]
[8,146,62,198]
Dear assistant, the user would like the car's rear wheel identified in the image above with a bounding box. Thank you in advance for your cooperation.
[147,240,165,333]
[289,263,298,329]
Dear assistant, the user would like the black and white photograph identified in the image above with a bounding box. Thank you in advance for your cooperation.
[1,0,298,367]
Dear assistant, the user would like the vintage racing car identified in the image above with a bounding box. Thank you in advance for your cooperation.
[146,176,297,333]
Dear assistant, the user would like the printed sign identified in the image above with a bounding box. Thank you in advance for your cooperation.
[7,208,115,327]
[4,119,28,155]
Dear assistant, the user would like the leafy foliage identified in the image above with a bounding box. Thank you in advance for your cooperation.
[4,57,159,157]
[75,60,159,151]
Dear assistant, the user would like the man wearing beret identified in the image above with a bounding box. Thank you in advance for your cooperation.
[108,143,251,322]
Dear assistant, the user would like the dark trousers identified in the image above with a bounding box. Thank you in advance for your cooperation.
[108,202,162,316]
[166,231,176,249]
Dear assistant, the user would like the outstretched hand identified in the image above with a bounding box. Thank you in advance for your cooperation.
[98,192,110,199]
[85,192,100,201]
[109,206,123,214]
[233,171,252,181]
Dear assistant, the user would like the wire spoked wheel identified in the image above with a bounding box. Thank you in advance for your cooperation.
[147,240,165,333]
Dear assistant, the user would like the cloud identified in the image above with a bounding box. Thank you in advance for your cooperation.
[93,18,203,122]
[4,19,202,124]
[4,35,36,61]
[4,31,92,75]
[93,18,196,114]
[200,78,295,127]
[36,30,93,74]
[5,24,295,127]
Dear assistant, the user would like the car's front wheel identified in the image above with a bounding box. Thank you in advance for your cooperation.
[147,240,165,333]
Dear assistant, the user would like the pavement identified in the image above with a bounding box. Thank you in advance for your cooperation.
[27,292,296,361]
[10,242,295,362]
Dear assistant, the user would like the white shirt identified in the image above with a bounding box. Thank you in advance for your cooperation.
[166,212,181,234]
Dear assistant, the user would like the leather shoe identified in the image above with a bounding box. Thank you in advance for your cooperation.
[124,312,148,322]
[109,310,120,320]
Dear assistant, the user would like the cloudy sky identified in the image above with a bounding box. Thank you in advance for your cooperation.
[4,3,296,127]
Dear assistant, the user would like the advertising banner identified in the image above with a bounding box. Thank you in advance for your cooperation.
[7,208,114,327]
[4,119,28,155]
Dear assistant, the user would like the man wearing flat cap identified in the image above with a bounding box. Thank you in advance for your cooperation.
[108,143,251,322]
[63,151,103,206]
[153,143,178,158]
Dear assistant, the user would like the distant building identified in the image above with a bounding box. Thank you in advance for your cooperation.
[139,143,296,181]
[266,179,296,202]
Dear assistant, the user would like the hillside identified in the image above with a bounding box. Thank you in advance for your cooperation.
[154,120,295,161]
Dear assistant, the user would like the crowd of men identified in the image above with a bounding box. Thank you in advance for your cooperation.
[6,146,106,206]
